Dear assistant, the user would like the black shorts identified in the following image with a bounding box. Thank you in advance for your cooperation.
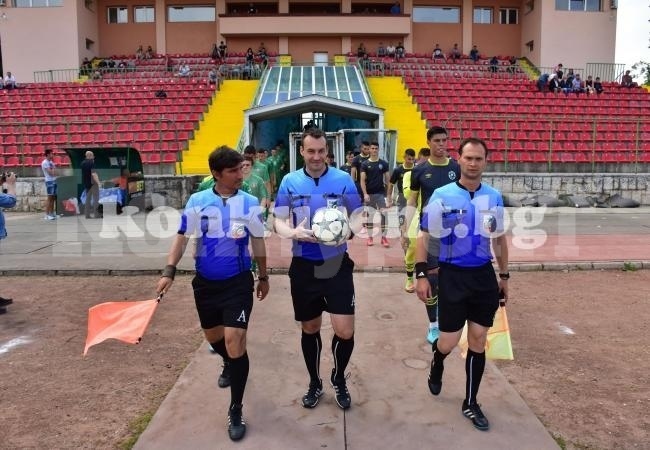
[289,252,355,322]
[437,262,499,332]
[192,271,254,330]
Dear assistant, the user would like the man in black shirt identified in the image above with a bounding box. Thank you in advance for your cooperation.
[387,148,416,229]
[80,151,101,219]
[360,142,390,247]
[350,141,370,193]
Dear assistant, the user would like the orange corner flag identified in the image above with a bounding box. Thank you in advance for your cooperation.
[84,298,160,356]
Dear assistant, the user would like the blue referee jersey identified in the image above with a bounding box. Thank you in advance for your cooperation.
[178,188,265,280]
[275,167,362,261]
[421,181,504,267]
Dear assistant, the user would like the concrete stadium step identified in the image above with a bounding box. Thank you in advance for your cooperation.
[367,77,428,156]
[179,80,258,175]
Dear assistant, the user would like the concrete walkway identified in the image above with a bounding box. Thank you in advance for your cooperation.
[1,207,649,449]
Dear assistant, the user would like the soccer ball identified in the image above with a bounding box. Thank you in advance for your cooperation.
[311,207,351,246]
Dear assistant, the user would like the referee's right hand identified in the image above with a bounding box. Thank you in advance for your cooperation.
[415,277,431,303]
[157,276,174,295]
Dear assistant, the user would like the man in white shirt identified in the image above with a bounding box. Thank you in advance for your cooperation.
[3,72,16,90]
[41,149,57,220]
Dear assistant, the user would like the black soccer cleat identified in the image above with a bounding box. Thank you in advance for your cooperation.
[462,400,490,431]
[0,297,13,307]
[227,404,247,441]
[427,360,443,396]
[330,370,351,410]
[218,361,231,388]
[302,379,323,408]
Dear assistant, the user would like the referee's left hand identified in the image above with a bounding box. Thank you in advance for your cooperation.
[498,280,509,305]
[256,279,269,300]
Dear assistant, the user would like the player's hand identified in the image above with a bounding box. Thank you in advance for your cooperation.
[256,279,269,300]
[400,235,410,251]
[156,276,174,295]
[4,173,17,186]
[415,277,432,303]
[363,194,370,203]
[292,217,318,242]
[498,280,509,305]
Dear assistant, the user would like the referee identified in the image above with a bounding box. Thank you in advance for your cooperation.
[156,146,269,441]
[415,137,509,431]
[274,127,362,411]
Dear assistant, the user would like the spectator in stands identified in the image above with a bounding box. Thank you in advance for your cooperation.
[555,63,564,79]
[585,75,595,94]
[377,42,387,57]
[395,42,405,60]
[386,42,396,58]
[593,76,604,95]
[536,73,549,92]
[243,48,255,79]
[177,61,191,78]
[91,70,103,81]
[360,53,371,70]
[211,43,220,60]
[469,45,480,62]
[432,44,446,61]
[166,55,175,72]
[3,72,17,90]
[326,153,337,168]
[507,56,518,74]
[488,56,499,73]
[136,45,145,60]
[621,70,637,88]
[565,68,575,86]
[145,46,154,59]
[218,41,228,61]
[80,57,92,75]
[117,60,127,73]
[449,43,461,63]
[548,73,561,93]
[357,43,367,58]
[571,73,584,95]
[257,43,269,69]
[208,67,219,85]
[390,1,400,14]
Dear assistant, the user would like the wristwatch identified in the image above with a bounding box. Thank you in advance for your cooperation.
[499,272,510,280]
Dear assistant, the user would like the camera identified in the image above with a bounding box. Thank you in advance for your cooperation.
[1,171,16,184]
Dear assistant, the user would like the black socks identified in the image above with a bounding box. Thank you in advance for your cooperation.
[331,334,354,382]
[301,331,322,384]
[465,349,486,405]
[229,353,249,408]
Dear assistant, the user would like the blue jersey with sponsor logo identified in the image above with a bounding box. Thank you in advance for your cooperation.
[178,188,265,280]
[421,181,504,267]
[275,167,362,261]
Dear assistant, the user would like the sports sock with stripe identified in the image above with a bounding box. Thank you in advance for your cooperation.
[301,331,322,384]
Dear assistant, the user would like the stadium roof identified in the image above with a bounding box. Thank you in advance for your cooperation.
[256,65,372,107]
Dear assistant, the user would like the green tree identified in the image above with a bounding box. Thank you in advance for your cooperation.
[631,61,650,85]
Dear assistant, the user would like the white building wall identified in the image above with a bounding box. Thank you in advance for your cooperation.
[0,2,81,82]
[539,2,617,70]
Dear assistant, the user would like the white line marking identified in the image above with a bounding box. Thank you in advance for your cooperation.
[0,336,32,354]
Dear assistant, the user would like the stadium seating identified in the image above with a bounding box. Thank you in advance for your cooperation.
[0,77,218,168]
[395,59,650,167]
